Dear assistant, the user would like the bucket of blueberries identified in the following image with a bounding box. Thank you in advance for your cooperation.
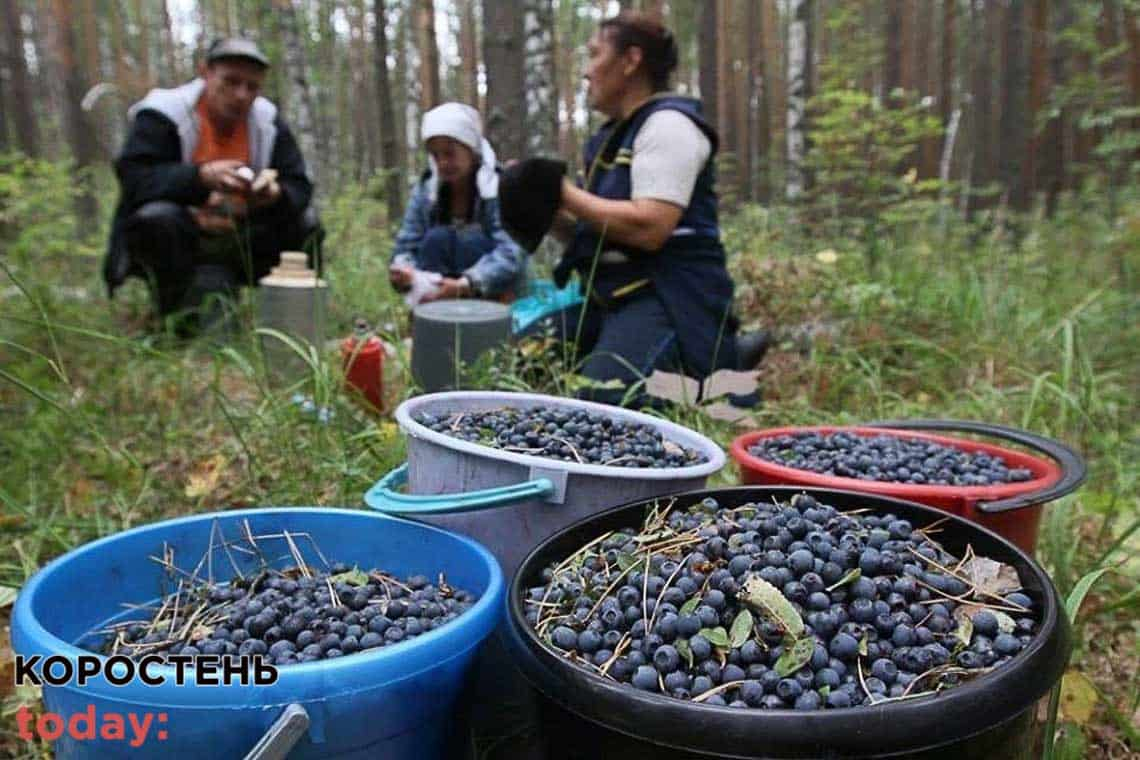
[11,507,503,759]
[505,486,1071,759]
[730,420,1086,553]
[365,390,725,578]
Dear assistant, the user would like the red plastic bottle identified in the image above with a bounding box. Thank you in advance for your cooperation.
[341,320,385,412]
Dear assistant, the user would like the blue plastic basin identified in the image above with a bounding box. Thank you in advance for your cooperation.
[11,507,504,759]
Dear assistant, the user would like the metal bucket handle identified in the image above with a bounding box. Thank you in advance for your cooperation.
[867,419,1087,514]
[244,703,309,760]
[364,462,561,515]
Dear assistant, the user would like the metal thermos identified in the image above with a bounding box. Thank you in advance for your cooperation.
[257,251,327,379]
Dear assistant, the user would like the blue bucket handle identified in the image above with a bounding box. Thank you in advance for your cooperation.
[244,703,309,760]
[364,463,560,515]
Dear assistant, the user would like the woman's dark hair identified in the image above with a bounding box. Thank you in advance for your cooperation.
[599,11,678,92]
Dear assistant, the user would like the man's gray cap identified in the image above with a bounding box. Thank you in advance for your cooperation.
[206,38,270,68]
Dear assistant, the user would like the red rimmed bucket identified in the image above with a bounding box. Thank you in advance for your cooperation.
[730,420,1086,554]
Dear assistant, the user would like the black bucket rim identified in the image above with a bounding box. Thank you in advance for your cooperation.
[506,486,1071,758]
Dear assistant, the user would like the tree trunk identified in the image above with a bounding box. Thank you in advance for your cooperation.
[374,0,404,222]
[742,0,758,202]
[1026,0,1050,205]
[764,0,783,195]
[79,0,99,79]
[274,0,321,188]
[940,0,955,127]
[999,0,1028,209]
[1126,4,1140,138]
[49,0,98,221]
[900,0,916,92]
[357,0,380,177]
[917,0,939,177]
[160,0,178,85]
[786,0,812,200]
[482,0,526,161]
[416,0,442,110]
[132,0,152,89]
[349,0,369,178]
[716,0,732,149]
[717,0,738,203]
[884,0,902,95]
[699,0,718,133]
[969,0,996,212]
[316,0,337,185]
[525,0,558,154]
[109,0,131,90]
[754,0,770,203]
[556,0,580,168]
[1,0,40,155]
[459,0,479,106]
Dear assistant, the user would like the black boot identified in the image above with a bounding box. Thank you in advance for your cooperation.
[735,329,772,370]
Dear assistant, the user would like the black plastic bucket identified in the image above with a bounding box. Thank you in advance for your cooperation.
[504,487,1071,759]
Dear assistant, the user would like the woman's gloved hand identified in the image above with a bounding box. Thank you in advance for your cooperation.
[499,157,567,252]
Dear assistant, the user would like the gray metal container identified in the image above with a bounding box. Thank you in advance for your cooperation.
[256,251,327,381]
[365,391,725,578]
[411,300,511,393]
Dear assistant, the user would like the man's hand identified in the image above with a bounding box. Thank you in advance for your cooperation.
[389,264,414,292]
[420,277,471,302]
[248,169,282,209]
[198,159,252,194]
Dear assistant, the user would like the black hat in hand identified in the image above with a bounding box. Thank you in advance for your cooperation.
[499,157,567,253]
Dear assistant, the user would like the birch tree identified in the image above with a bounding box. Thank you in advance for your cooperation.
[524,0,558,154]
[274,0,321,186]
[1,0,39,155]
[786,0,812,200]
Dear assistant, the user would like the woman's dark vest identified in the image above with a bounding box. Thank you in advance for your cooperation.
[555,95,738,378]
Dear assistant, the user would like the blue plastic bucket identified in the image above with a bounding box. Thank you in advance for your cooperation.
[11,507,504,759]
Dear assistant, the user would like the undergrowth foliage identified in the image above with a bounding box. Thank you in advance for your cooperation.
[0,155,1136,756]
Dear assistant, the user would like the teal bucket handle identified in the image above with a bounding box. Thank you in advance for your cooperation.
[365,463,558,515]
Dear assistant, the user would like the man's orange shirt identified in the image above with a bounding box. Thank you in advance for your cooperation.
[191,97,250,166]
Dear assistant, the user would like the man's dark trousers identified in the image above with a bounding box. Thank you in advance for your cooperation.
[122,201,323,316]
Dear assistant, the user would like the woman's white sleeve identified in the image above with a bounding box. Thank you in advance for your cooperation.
[630,110,712,208]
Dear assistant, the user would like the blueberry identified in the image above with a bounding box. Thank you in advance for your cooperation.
[993,633,1022,656]
[632,665,660,691]
[870,658,898,684]
[788,549,815,575]
[827,689,852,708]
[830,633,859,661]
[578,629,603,653]
[552,626,578,650]
[892,625,916,647]
[239,638,267,656]
[722,664,746,683]
[776,678,803,701]
[653,645,681,673]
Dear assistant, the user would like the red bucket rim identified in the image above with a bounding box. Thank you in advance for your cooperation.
[729,425,1062,501]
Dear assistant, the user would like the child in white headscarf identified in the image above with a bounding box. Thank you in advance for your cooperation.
[389,103,527,306]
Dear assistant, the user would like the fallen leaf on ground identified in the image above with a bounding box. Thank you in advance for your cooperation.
[1059,669,1099,724]
[184,453,227,499]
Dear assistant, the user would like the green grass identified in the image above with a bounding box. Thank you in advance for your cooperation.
[1,158,1137,757]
